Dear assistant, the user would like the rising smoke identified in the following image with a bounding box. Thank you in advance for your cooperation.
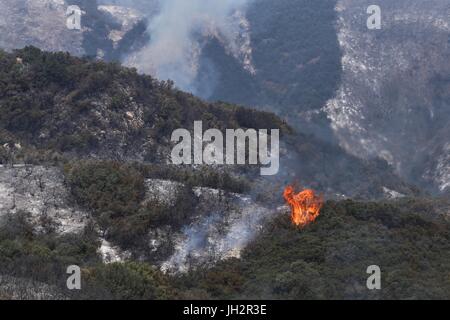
[118,0,254,95]
[161,192,272,274]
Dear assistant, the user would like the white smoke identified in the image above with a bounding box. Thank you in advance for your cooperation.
[124,0,255,94]
[160,190,272,274]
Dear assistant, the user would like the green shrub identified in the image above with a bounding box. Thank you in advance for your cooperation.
[65,161,145,218]
[82,262,174,300]
[177,199,450,300]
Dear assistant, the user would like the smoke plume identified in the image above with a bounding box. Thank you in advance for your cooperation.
[161,193,272,274]
[124,0,254,94]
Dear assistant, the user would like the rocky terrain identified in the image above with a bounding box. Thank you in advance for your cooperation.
[0,275,66,300]
[326,0,450,194]
[0,0,148,60]
[0,163,273,271]
[0,165,88,234]
[197,0,450,195]
[0,0,84,56]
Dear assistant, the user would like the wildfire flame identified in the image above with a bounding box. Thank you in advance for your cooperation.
[283,186,324,227]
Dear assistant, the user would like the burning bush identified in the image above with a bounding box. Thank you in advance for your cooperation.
[283,186,323,227]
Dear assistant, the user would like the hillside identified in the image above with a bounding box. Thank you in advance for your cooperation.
[326,0,450,194]
[0,46,290,162]
[1,0,447,195]
[0,0,150,61]
[198,0,450,195]
[175,198,450,300]
[201,0,341,115]
[1,197,449,299]
[0,47,438,300]
[0,47,415,200]
[0,0,447,304]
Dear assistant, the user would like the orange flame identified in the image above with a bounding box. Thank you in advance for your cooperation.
[283,186,323,227]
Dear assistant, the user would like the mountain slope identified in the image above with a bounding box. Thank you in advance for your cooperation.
[0,47,417,200]
[2,196,449,299]
[0,0,148,61]
[199,0,450,195]
[1,0,447,195]
[326,0,450,194]
[198,0,342,140]
[175,198,450,300]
